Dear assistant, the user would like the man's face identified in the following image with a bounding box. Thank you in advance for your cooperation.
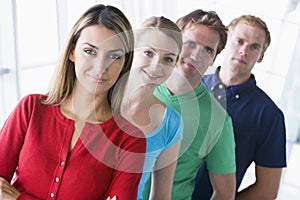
[176,23,220,83]
[223,22,265,77]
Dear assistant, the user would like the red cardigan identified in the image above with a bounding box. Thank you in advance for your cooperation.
[0,94,146,200]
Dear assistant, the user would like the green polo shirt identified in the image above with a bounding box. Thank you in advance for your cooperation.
[143,83,236,200]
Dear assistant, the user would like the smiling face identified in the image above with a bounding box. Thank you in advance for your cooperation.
[69,24,125,95]
[176,23,220,86]
[222,22,265,80]
[131,28,180,88]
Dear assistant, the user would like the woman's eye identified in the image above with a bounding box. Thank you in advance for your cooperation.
[144,51,153,57]
[84,49,96,55]
[108,54,122,60]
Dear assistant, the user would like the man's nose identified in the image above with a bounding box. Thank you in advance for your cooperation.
[189,46,202,61]
[239,45,249,56]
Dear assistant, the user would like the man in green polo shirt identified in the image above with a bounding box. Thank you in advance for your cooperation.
[143,9,236,200]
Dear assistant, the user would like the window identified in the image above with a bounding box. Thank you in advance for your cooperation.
[0,0,96,126]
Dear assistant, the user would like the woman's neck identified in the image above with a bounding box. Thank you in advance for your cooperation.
[61,87,112,124]
[123,74,157,109]
[122,77,165,134]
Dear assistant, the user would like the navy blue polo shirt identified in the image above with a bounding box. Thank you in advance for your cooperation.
[192,66,287,200]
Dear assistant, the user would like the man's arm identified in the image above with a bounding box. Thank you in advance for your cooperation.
[236,165,282,200]
[209,172,236,200]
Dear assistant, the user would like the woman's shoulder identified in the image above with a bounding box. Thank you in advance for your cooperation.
[20,93,45,101]
[162,104,183,139]
[110,114,145,137]
[165,104,182,122]
[16,93,46,107]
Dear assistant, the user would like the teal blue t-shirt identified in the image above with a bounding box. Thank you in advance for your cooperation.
[137,105,183,200]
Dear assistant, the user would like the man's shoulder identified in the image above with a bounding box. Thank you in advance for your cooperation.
[203,71,218,87]
[252,86,284,115]
[199,86,228,115]
[203,73,215,81]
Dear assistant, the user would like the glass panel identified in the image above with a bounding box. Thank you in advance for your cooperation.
[0,0,19,126]
[16,0,59,68]
[279,33,300,142]
[20,64,55,95]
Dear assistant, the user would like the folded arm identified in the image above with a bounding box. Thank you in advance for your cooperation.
[236,165,282,200]
[209,172,236,200]
[0,177,20,200]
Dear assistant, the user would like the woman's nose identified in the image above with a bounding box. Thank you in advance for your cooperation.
[94,55,108,75]
[149,56,162,69]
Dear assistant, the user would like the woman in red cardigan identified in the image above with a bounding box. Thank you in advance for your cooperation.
[0,4,146,200]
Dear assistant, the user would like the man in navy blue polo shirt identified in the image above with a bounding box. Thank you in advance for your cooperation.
[192,15,286,199]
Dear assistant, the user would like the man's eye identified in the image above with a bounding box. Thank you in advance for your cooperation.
[204,47,214,55]
[164,57,174,63]
[251,45,260,50]
[84,49,96,55]
[185,41,196,48]
[144,51,153,57]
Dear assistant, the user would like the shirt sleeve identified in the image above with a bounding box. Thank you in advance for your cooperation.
[205,116,236,174]
[165,107,183,149]
[105,127,146,199]
[255,109,287,167]
[0,95,33,181]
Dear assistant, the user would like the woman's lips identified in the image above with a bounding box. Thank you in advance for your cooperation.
[143,70,161,80]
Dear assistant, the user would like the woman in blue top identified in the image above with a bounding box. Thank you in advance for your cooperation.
[115,16,183,199]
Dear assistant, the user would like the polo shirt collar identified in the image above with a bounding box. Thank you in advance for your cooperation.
[208,66,257,103]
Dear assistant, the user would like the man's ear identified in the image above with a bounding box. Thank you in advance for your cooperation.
[257,52,264,63]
